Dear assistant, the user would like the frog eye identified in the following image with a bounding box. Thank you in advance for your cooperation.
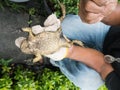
[15,37,26,48]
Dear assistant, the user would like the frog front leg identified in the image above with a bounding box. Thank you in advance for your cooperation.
[33,53,42,63]
[22,27,35,39]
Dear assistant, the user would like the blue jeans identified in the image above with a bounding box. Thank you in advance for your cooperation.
[50,15,110,90]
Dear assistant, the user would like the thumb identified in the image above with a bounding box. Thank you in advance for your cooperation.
[45,47,69,61]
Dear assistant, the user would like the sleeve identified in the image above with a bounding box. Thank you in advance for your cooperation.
[105,71,120,90]
[103,26,120,90]
[103,26,120,57]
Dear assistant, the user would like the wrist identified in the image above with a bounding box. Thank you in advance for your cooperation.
[66,45,114,80]
[66,45,75,58]
[99,63,114,80]
[101,4,120,25]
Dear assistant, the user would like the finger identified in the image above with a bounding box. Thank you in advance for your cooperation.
[79,12,104,23]
[85,0,104,14]
[86,13,104,23]
[79,0,87,15]
[87,15,104,24]
[102,2,117,16]
[92,0,108,6]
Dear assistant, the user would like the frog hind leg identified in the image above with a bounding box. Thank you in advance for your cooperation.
[72,40,84,47]
[57,0,66,22]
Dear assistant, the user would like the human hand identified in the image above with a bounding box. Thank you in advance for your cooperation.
[45,47,71,61]
[32,14,60,34]
[79,0,118,23]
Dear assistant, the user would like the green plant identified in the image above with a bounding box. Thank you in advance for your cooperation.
[0,58,109,90]
[0,59,13,90]
[49,0,79,17]
[0,75,13,90]
[0,59,12,74]
[28,8,36,25]
[98,85,108,90]
[0,0,26,12]
[13,65,39,90]
[0,59,80,90]
[37,68,79,90]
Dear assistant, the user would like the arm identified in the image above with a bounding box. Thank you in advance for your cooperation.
[102,4,120,26]
[45,44,120,89]
[66,45,114,80]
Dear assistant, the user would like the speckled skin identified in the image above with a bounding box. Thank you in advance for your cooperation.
[20,27,83,63]
[21,28,69,55]
[18,2,84,63]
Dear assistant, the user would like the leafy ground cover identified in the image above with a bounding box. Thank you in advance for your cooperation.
[0,0,118,89]
[0,59,80,90]
[0,0,79,17]
[0,59,108,90]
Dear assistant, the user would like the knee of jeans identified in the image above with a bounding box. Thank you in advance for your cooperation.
[71,69,104,90]
[61,15,81,38]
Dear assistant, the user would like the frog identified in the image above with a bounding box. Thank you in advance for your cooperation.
[15,1,84,63]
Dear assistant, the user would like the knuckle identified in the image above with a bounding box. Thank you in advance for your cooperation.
[84,1,91,11]
[86,13,93,20]
[84,1,96,12]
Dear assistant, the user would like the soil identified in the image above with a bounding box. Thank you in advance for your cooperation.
[0,8,45,63]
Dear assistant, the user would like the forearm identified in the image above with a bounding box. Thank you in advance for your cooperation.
[67,45,114,79]
[102,4,120,26]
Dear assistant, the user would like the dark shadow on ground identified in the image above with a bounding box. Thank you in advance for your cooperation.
[0,9,45,63]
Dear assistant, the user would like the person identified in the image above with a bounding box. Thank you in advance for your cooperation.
[42,0,120,90]
[15,0,120,90]
[79,0,118,24]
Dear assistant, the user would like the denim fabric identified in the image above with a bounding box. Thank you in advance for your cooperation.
[50,15,110,90]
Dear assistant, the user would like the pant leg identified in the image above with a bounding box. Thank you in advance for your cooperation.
[62,14,110,51]
[50,14,110,90]
[50,59,103,90]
